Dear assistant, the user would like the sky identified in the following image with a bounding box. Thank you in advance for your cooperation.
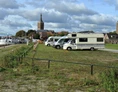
[0,0,118,35]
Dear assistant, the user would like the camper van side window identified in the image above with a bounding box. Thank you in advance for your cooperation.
[97,38,103,42]
[49,38,53,42]
[72,34,76,37]
[55,39,58,42]
[79,38,87,42]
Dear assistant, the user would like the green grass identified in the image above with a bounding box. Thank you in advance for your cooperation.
[0,43,118,92]
[34,44,118,66]
[23,44,118,91]
[105,44,118,49]
[35,44,118,90]
[0,44,27,58]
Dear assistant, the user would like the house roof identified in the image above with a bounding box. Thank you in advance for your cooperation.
[107,33,118,39]
[37,30,48,32]
[79,31,94,33]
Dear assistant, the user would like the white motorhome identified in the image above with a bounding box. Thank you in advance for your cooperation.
[63,33,105,51]
[45,36,61,46]
[53,36,76,49]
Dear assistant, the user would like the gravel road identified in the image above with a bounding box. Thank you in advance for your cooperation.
[99,48,118,53]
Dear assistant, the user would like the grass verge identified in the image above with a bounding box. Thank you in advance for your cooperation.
[105,44,118,50]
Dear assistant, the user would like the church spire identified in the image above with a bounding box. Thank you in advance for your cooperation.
[37,13,44,30]
[116,21,118,34]
[40,13,43,22]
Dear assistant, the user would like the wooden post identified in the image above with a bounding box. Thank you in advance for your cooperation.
[91,65,93,75]
[24,53,25,57]
[19,56,20,62]
[48,60,50,69]
[32,58,34,66]
[22,54,23,58]
[12,56,14,61]
[20,55,22,63]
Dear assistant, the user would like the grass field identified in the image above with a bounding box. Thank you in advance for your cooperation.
[34,44,118,66]
[0,43,118,92]
[105,44,118,49]
[25,44,118,91]
[0,44,27,58]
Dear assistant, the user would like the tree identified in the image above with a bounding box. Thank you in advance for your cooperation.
[15,30,26,37]
[26,29,36,36]
[33,33,40,39]
[109,31,116,34]
[26,29,40,39]
[57,31,69,36]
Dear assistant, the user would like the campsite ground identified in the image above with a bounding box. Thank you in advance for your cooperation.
[0,43,118,92]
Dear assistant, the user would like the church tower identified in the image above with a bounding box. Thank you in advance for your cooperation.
[37,14,44,30]
[116,21,118,34]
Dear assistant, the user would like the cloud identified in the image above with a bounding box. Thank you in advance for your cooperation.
[0,0,21,9]
[74,14,116,26]
[0,0,117,35]
[0,8,18,20]
[0,9,9,20]
[26,0,98,16]
[56,2,97,15]
[1,15,32,28]
[104,0,118,10]
[104,0,116,5]
[0,15,32,34]
[73,14,117,32]
[15,8,69,23]
[15,0,98,23]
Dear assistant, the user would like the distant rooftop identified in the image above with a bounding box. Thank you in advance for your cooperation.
[37,30,48,32]
[79,31,94,33]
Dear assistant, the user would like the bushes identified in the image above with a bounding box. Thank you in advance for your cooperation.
[1,45,33,68]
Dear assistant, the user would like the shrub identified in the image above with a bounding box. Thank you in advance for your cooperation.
[1,45,33,68]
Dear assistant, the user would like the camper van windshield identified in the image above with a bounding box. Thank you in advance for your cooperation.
[58,38,70,43]
[58,39,64,43]
[72,34,76,37]
[71,39,75,44]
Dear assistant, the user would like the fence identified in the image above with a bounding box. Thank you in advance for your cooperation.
[6,45,33,63]
[25,57,118,75]
[3,42,38,66]
[0,45,33,69]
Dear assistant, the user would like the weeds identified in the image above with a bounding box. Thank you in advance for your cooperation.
[100,69,118,92]
[0,44,33,69]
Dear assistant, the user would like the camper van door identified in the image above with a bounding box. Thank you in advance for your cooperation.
[70,39,76,49]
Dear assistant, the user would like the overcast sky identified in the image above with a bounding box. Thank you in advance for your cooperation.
[0,0,118,35]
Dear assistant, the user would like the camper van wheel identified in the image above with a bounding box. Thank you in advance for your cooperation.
[56,45,60,49]
[67,47,72,51]
[47,44,50,46]
[90,47,94,51]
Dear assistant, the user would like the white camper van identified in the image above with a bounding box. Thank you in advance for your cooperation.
[63,33,105,51]
[53,36,76,49]
[45,36,61,46]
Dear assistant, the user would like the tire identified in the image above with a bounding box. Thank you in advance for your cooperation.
[47,44,50,46]
[67,47,72,51]
[56,45,60,49]
[90,47,94,51]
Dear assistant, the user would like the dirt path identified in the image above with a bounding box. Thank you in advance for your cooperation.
[0,44,15,48]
